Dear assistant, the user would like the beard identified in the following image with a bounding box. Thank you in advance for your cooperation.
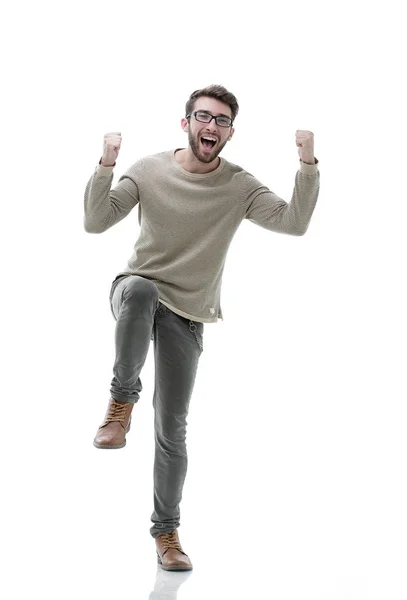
[188,129,228,164]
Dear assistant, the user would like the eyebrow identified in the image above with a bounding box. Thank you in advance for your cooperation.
[197,109,232,119]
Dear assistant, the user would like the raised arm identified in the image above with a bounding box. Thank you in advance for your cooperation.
[243,158,320,236]
[83,161,141,233]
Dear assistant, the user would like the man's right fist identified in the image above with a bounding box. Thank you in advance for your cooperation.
[101,132,122,166]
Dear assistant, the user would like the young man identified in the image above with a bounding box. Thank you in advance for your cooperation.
[83,84,320,571]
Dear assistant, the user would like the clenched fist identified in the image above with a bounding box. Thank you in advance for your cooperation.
[101,132,122,167]
[296,130,315,164]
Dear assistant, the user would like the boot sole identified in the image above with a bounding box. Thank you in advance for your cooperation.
[93,439,127,449]
[157,555,193,571]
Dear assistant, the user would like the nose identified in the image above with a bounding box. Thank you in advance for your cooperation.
[205,118,219,134]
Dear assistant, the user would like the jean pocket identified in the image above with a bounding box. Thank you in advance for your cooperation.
[156,302,169,318]
[109,274,130,319]
[109,275,129,300]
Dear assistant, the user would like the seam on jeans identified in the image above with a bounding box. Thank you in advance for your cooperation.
[109,282,120,319]
[110,277,128,320]
[189,321,203,352]
[109,275,128,306]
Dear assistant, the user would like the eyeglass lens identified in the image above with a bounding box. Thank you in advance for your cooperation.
[195,111,231,127]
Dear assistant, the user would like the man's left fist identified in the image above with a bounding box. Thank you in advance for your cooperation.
[296,130,315,164]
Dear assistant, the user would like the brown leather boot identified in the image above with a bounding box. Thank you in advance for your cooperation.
[155,529,193,571]
[93,397,134,449]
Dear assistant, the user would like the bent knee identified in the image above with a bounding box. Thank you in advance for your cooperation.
[123,275,160,305]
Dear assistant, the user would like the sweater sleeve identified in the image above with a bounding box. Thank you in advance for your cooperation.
[243,158,320,236]
[83,161,141,233]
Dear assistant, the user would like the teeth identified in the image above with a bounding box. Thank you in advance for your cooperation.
[202,136,216,142]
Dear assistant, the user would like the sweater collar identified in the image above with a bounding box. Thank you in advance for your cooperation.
[171,149,225,178]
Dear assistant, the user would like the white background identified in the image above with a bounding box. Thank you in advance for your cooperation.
[1,0,406,598]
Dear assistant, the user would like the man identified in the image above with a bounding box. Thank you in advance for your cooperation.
[83,84,320,571]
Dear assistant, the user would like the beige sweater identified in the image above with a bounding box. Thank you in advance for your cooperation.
[84,149,320,323]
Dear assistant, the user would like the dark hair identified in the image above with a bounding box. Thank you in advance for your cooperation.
[185,84,239,123]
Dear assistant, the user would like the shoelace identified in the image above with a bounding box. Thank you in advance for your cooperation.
[104,399,129,424]
[159,531,182,551]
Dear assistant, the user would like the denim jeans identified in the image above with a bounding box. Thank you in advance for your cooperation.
[109,274,204,538]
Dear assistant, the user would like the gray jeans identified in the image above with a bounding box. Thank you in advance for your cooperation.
[109,274,204,538]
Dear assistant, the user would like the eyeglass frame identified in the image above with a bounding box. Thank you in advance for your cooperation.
[186,110,234,128]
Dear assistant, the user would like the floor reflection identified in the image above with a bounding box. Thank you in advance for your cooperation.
[148,564,193,599]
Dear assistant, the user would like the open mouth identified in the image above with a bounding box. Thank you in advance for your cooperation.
[200,136,217,151]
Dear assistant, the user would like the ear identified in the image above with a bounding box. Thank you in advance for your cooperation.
[228,127,235,141]
[181,117,189,133]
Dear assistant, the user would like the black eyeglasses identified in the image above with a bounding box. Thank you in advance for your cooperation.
[186,110,233,128]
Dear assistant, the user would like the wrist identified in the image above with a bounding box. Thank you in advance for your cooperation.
[99,157,116,167]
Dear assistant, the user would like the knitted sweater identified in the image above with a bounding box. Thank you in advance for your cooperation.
[84,149,320,323]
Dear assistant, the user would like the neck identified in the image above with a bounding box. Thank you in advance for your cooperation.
[175,148,220,174]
